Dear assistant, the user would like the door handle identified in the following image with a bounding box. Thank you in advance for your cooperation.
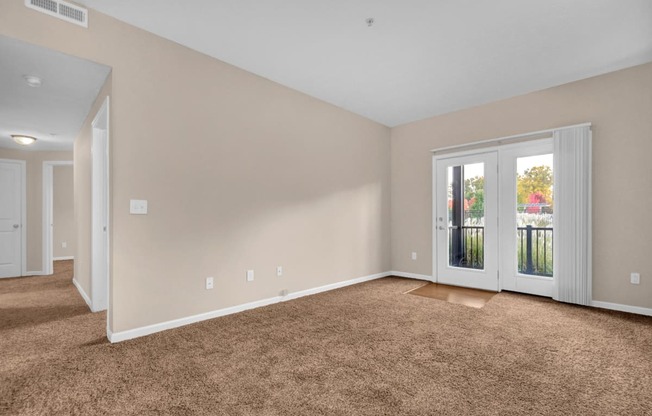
[438,226,445,230]
[13,224,19,229]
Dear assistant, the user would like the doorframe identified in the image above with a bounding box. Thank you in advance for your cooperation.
[0,158,27,277]
[42,160,73,275]
[91,96,110,318]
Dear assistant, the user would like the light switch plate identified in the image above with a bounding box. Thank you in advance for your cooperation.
[205,277,214,290]
[130,199,148,214]
[246,270,255,282]
[631,273,640,285]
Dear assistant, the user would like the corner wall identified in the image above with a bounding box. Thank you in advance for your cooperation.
[0,1,391,333]
[391,62,652,309]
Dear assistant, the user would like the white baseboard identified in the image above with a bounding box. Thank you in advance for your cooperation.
[72,278,92,310]
[590,300,652,317]
[108,271,390,343]
[54,256,74,261]
[389,271,433,281]
[24,270,46,276]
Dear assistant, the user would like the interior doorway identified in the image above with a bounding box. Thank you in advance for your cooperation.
[433,138,554,297]
[43,160,74,275]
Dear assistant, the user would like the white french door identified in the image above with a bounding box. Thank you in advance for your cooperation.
[499,140,554,297]
[434,139,554,297]
[435,152,498,291]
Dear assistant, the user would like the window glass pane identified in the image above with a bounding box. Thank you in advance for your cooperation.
[516,154,553,277]
[448,163,484,269]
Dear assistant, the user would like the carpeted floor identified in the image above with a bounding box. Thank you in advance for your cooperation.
[1,261,651,415]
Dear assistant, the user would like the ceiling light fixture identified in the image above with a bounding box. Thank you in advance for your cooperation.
[11,135,37,145]
[23,75,42,88]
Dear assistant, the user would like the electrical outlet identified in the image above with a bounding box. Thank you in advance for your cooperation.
[205,277,214,290]
[277,266,283,277]
[630,273,640,285]
[280,289,288,296]
[247,270,255,282]
[62,241,67,248]
[411,252,417,260]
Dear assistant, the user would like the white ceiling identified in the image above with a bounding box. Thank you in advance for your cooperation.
[77,0,652,126]
[0,35,111,151]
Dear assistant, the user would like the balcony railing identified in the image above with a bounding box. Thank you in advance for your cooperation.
[448,225,553,277]
[517,226,553,277]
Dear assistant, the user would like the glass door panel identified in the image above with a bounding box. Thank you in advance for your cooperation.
[436,152,498,292]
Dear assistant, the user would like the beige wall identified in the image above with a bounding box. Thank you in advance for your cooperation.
[0,148,73,272]
[391,62,652,309]
[53,165,74,258]
[0,1,391,332]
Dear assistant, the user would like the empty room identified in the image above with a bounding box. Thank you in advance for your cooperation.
[0,1,651,414]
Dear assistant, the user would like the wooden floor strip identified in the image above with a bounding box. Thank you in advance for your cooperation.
[405,282,497,308]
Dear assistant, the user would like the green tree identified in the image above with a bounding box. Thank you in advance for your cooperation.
[517,166,553,205]
[464,176,484,212]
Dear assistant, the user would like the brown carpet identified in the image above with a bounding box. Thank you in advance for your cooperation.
[1,262,651,415]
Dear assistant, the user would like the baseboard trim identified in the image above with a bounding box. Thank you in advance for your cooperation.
[108,271,390,343]
[24,270,45,276]
[72,278,92,310]
[590,300,652,317]
[54,256,74,261]
[389,271,433,281]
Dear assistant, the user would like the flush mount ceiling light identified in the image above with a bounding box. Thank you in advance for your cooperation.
[23,75,42,88]
[11,135,37,145]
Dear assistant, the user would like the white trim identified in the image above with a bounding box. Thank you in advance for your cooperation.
[590,301,652,317]
[72,277,92,310]
[430,123,591,154]
[389,271,433,281]
[53,256,74,261]
[108,271,390,343]
[43,161,73,276]
[25,270,46,276]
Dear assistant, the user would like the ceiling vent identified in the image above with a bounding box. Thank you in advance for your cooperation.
[25,0,88,28]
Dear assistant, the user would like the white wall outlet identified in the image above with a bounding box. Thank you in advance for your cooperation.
[277,266,283,277]
[630,272,640,285]
[205,277,214,290]
[411,252,417,260]
[280,289,288,296]
[62,241,67,248]
[246,270,255,282]
[129,199,148,214]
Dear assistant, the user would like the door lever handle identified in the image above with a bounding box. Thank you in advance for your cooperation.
[438,226,445,230]
[13,224,19,229]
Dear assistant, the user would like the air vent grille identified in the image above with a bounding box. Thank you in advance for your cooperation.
[25,0,88,28]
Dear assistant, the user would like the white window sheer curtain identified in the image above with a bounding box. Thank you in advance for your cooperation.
[553,125,592,305]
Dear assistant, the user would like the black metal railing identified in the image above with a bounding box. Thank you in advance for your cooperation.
[449,226,484,269]
[517,226,553,277]
[447,225,553,276]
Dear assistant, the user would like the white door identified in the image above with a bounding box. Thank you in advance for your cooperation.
[499,140,554,297]
[435,152,498,291]
[0,161,23,278]
[91,127,108,311]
